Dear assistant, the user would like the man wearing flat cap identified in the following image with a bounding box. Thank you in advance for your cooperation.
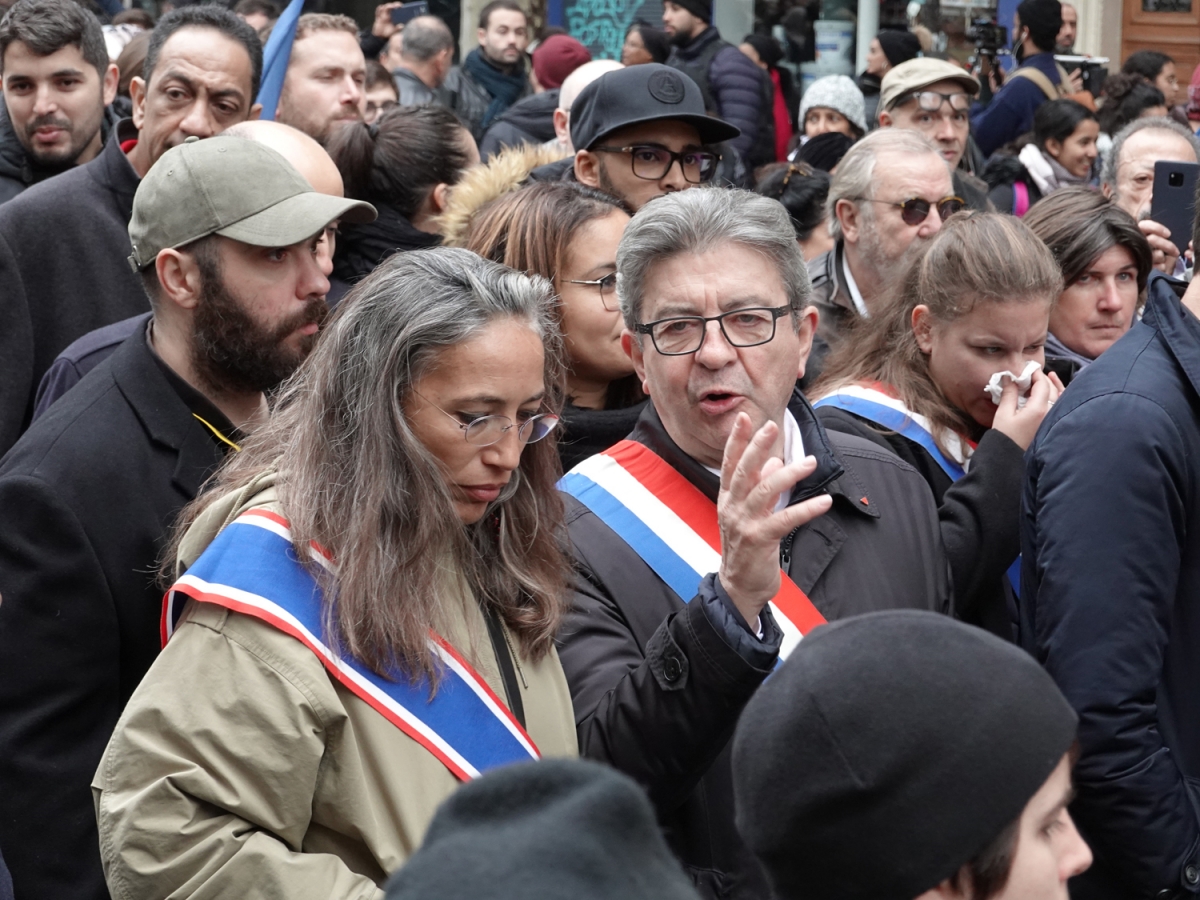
[878,58,992,210]
[734,610,1092,900]
[531,63,741,211]
[0,134,373,900]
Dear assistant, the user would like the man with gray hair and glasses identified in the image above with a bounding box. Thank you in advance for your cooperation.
[806,128,959,384]
[1100,115,1199,277]
[557,187,950,899]
[381,14,454,106]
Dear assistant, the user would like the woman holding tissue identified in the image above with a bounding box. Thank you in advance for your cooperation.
[812,213,1064,638]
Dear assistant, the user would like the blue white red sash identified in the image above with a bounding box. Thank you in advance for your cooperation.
[812,384,969,481]
[813,384,1021,593]
[560,440,827,659]
[161,508,539,782]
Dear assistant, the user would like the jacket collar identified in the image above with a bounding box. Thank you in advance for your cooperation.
[629,386,874,516]
[86,117,140,219]
[109,319,230,497]
[675,26,722,60]
[821,240,857,315]
[1144,270,1200,400]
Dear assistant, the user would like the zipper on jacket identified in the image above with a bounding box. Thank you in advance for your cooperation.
[780,525,801,570]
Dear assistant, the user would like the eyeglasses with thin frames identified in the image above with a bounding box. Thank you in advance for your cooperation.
[852,195,966,226]
[634,306,791,356]
[563,272,619,311]
[414,392,560,446]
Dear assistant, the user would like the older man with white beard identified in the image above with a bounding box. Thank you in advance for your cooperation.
[805,129,958,385]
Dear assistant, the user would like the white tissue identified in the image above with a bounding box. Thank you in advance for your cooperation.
[984,360,1042,408]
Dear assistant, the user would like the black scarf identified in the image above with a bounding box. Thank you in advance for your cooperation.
[332,202,441,284]
[463,48,528,131]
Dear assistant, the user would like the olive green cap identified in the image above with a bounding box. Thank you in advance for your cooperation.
[127,135,376,271]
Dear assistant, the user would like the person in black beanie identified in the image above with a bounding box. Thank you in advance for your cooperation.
[794,129,854,171]
[384,759,701,900]
[733,610,1092,900]
[860,29,922,125]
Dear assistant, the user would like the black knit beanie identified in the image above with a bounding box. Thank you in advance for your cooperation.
[384,759,701,900]
[1016,0,1063,52]
[670,0,711,23]
[795,131,855,172]
[876,29,922,67]
[733,610,1078,900]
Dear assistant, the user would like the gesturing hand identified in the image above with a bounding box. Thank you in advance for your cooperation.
[717,413,833,628]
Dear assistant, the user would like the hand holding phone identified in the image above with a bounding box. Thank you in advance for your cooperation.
[390,1,430,26]
[1150,160,1200,259]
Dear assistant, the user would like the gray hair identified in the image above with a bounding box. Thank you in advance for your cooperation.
[1101,115,1200,195]
[166,247,570,680]
[402,14,454,62]
[616,187,811,335]
[825,129,944,240]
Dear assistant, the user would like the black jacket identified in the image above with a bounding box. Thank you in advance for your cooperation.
[817,408,1023,637]
[0,102,120,205]
[332,200,441,286]
[479,89,559,160]
[0,326,234,900]
[1019,272,1200,899]
[0,118,145,456]
[557,393,950,900]
[558,398,647,473]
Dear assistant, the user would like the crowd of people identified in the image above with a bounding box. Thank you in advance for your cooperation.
[0,0,1197,898]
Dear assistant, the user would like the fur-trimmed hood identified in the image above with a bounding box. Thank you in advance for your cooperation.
[438,141,569,247]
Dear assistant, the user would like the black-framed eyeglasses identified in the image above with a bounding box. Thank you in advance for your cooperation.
[896,90,972,113]
[592,144,721,184]
[854,195,966,226]
[563,271,619,311]
[634,306,791,356]
[415,392,560,446]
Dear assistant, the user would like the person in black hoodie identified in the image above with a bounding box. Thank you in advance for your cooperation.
[465,180,644,471]
[812,212,1063,638]
[0,0,120,205]
[327,104,478,299]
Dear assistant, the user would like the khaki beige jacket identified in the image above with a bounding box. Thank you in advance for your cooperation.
[93,473,578,900]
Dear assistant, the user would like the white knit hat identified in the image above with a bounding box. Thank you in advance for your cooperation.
[799,74,867,133]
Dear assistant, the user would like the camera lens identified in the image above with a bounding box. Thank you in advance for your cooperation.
[1170,172,1185,187]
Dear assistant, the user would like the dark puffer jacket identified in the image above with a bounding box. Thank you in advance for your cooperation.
[667,28,767,164]
[557,392,950,899]
[1019,271,1200,899]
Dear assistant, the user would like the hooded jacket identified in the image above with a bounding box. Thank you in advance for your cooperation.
[0,102,120,205]
[1019,271,1200,898]
[479,89,560,160]
[557,393,950,899]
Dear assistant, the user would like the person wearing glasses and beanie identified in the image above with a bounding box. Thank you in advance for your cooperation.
[812,212,1064,638]
[556,187,950,900]
[528,63,741,210]
[734,610,1092,900]
[93,248,580,898]
[804,128,960,385]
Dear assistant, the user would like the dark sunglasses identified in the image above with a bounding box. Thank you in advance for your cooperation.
[855,195,966,226]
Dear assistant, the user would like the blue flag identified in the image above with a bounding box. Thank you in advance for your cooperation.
[255,0,305,120]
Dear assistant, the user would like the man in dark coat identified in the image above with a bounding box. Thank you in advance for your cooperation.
[0,0,120,205]
[663,0,771,168]
[1020,265,1200,898]
[0,134,373,900]
[556,188,950,900]
[382,14,453,107]
[439,0,532,143]
[0,5,263,457]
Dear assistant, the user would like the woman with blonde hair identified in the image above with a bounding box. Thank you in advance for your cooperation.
[466,180,644,470]
[93,249,579,897]
[812,213,1064,637]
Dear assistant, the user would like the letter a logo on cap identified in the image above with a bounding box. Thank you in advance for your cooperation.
[648,70,685,104]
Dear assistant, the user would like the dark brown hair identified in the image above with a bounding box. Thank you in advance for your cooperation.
[0,0,109,76]
[814,212,1062,446]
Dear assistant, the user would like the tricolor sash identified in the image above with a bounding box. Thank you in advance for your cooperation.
[162,508,539,782]
[813,385,1021,593]
[560,440,826,660]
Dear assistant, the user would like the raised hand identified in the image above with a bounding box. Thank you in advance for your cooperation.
[991,367,1064,451]
[717,413,832,628]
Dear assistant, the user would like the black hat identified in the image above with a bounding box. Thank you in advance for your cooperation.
[876,29,922,67]
[795,131,854,171]
[670,0,711,23]
[733,611,1078,900]
[384,759,702,900]
[569,64,740,151]
[1016,0,1063,51]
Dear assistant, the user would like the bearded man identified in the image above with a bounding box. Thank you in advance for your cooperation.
[0,134,373,900]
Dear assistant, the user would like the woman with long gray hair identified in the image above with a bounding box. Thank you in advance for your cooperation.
[92,249,580,898]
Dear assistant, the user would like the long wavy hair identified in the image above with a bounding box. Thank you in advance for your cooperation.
[813,212,1062,447]
[165,248,571,679]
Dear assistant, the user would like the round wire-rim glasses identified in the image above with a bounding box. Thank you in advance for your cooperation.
[563,271,619,311]
[415,392,560,446]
